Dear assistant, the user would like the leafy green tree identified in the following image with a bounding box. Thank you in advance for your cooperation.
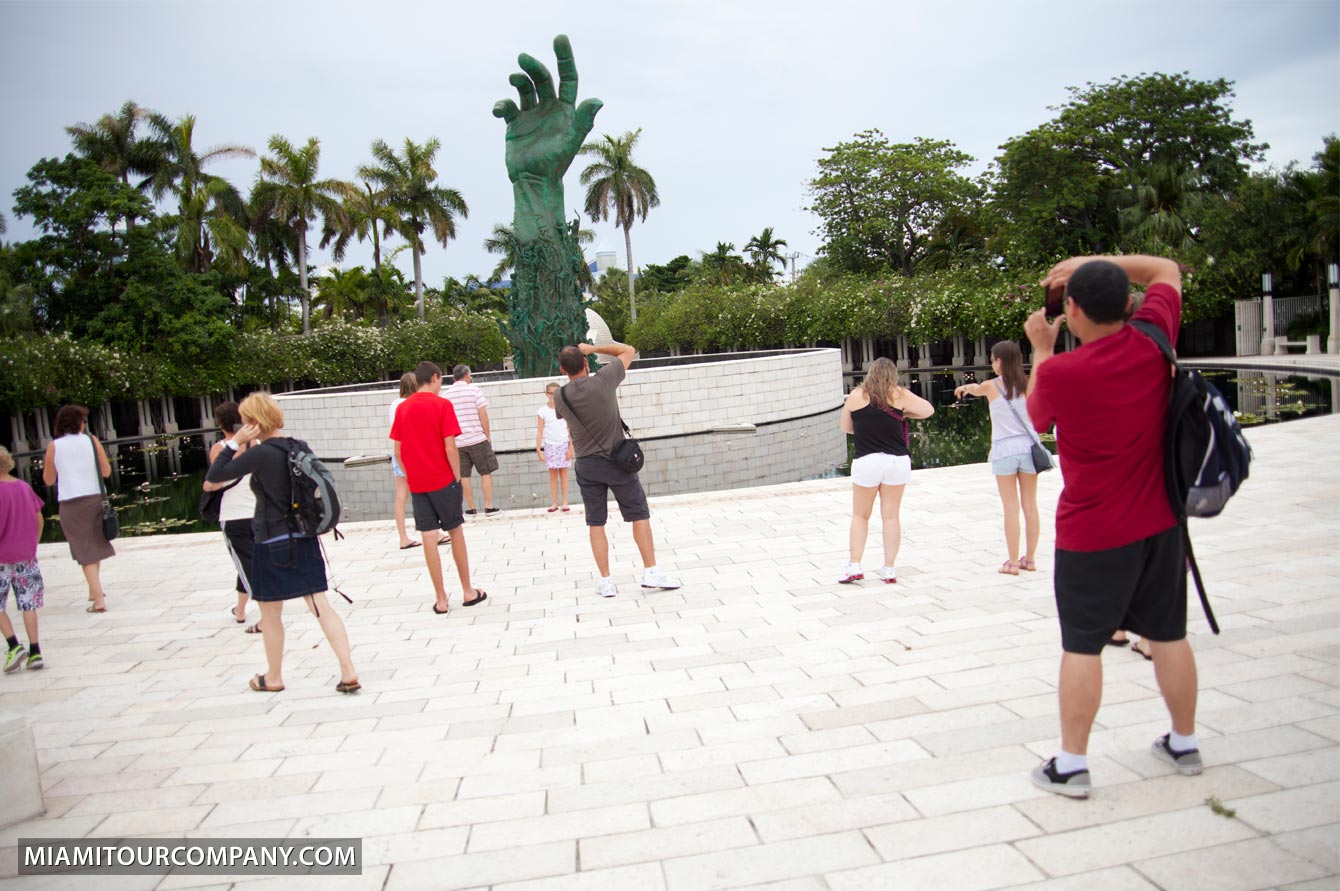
[1281,136,1339,284]
[360,137,469,321]
[312,266,373,322]
[150,114,254,274]
[580,128,659,321]
[641,255,693,293]
[1117,161,1205,251]
[700,242,748,285]
[808,130,980,276]
[743,227,788,281]
[65,100,166,230]
[251,135,350,333]
[589,270,631,342]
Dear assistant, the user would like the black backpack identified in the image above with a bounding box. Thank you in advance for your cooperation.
[261,439,343,538]
[1131,319,1253,634]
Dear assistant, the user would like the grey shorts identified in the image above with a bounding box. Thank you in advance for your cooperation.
[412,481,465,533]
[575,455,650,527]
[459,441,499,477]
[991,453,1037,476]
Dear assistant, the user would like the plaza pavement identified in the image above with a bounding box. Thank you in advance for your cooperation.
[1,413,1337,891]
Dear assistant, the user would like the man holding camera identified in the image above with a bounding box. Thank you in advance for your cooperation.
[1024,254,1201,799]
[556,341,680,599]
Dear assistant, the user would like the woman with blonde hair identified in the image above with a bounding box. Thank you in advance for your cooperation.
[389,372,420,549]
[839,357,935,584]
[954,340,1043,574]
[205,392,360,694]
[42,405,114,612]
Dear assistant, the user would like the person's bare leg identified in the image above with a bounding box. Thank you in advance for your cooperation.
[447,526,480,601]
[257,600,285,688]
[877,484,905,567]
[305,592,357,684]
[0,612,14,642]
[1058,652,1103,754]
[394,477,413,547]
[848,485,878,564]
[22,611,37,646]
[559,468,569,508]
[82,562,105,609]
[421,529,448,610]
[234,589,248,623]
[548,469,560,508]
[995,474,1022,564]
[460,477,475,512]
[589,526,610,577]
[481,474,494,509]
[1019,472,1041,563]
[1148,638,1198,736]
[631,519,655,568]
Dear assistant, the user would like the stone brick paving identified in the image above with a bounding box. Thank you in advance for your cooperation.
[1,414,1336,890]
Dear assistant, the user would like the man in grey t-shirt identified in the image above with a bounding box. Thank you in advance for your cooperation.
[555,341,681,598]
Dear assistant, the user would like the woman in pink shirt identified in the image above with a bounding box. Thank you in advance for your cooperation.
[0,446,46,673]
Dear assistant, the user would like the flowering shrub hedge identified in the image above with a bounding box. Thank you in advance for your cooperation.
[0,314,509,411]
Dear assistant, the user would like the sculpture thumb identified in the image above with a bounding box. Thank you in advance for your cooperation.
[575,98,604,134]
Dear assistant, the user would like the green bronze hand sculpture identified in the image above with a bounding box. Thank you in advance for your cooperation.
[494,35,602,377]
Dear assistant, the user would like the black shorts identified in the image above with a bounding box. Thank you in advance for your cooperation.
[459,441,499,477]
[1054,525,1187,655]
[574,455,650,527]
[412,481,465,532]
[223,518,255,594]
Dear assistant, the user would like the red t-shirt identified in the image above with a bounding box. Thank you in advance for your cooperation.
[1027,282,1181,552]
[389,392,461,493]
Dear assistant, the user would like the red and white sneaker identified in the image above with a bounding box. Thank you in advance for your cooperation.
[838,563,864,584]
[876,566,897,584]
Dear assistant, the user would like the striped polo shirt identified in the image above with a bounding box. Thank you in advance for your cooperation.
[443,381,488,447]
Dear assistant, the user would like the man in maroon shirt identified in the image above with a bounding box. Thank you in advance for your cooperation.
[1024,254,1201,798]
[390,361,487,614]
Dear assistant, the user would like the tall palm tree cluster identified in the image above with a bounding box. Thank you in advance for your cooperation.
[61,101,470,333]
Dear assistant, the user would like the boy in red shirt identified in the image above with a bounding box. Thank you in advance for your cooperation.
[1025,254,1200,798]
[390,361,487,614]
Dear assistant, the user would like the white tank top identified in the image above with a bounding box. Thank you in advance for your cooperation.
[52,433,103,501]
[218,473,257,523]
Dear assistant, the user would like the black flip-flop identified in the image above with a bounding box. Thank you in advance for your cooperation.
[432,603,449,615]
[1108,637,1130,648]
[231,607,246,624]
[336,679,361,694]
[249,674,284,692]
[1132,641,1154,661]
[245,622,263,634]
[399,542,421,550]
[438,536,451,546]
[463,591,488,607]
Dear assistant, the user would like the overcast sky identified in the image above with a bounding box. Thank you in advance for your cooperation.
[2,0,1337,286]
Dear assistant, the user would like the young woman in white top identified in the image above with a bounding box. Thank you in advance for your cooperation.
[535,382,575,512]
[954,340,1042,575]
[202,401,259,630]
[42,404,114,611]
[389,373,420,549]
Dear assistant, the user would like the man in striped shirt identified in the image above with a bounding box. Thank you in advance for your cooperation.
[444,365,500,515]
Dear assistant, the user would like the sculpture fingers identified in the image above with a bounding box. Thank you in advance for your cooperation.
[492,99,520,123]
[575,98,604,136]
[509,73,538,111]
[554,34,578,104]
[518,53,557,102]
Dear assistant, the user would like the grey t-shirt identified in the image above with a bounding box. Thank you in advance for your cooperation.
[556,361,627,458]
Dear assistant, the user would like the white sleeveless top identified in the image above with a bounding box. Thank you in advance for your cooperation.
[52,433,103,501]
[218,472,257,523]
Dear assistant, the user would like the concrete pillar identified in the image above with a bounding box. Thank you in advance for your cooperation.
[9,413,28,453]
[33,407,52,444]
[917,343,932,369]
[1274,336,1289,356]
[895,336,910,371]
[1306,334,1321,355]
[839,338,854,372]
[1328,278,1339,354]
[1260,288,1275,357]
[161,395,179,434]
[861,336,876,369]
[975,336,988,366]
[951,335,966,367]
[137,399,154,436]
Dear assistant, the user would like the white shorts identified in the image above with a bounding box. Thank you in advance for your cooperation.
[850,452,912,488]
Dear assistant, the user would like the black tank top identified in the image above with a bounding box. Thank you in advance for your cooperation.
[852,402,909,459]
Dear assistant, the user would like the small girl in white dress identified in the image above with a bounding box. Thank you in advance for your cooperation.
[535,383,575,512]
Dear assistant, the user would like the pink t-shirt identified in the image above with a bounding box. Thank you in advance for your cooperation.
[0,479,45,564]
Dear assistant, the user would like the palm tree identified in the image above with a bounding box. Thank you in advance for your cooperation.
[1118,161,1203,251]
[744,227,789,281]
[701,242,747,285]
[312,266,371,322]
[580,129,659,321]
[0,211,6,236]
[485,220,595,288]
[251,136,351,334]
[323,181,400,275]
[150,114,254,274]
[360,138,468,320]
[66,100,167,229]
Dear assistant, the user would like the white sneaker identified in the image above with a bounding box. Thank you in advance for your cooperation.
[838,563,864,584]
[639,567,682,590]
[595,577,618,598]
[877,565,897,584]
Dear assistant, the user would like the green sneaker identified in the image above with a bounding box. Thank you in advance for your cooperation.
[25,652,44,671]
[3,644,26,673]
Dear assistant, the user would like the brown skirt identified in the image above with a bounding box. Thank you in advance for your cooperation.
[58,494,116,566]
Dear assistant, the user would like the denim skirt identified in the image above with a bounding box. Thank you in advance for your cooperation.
[251,535,327,601]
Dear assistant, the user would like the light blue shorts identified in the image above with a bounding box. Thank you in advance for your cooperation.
[392,454,406,478]
[991,453,1037,476]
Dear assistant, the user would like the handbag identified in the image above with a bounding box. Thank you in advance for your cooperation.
[557,386,645,473]
[994,381,1054,473]
[86,432,119,540]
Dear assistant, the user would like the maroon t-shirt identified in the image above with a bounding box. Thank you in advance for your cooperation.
[1027,282,1181,552]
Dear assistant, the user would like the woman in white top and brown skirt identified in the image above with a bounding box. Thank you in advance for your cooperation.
[42,405,114,612]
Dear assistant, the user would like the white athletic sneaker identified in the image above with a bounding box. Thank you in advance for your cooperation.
[639,567,682,590]
[595,577,618,598]
[838,563,864,584]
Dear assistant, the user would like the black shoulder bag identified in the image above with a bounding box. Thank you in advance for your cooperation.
[557,386,644,473]
[85,432,119,541]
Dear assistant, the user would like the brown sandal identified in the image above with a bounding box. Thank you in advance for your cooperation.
[336,679,361,694]
[249,674,285,692]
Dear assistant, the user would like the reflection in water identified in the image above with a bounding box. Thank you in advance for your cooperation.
[18,367,1334,540]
